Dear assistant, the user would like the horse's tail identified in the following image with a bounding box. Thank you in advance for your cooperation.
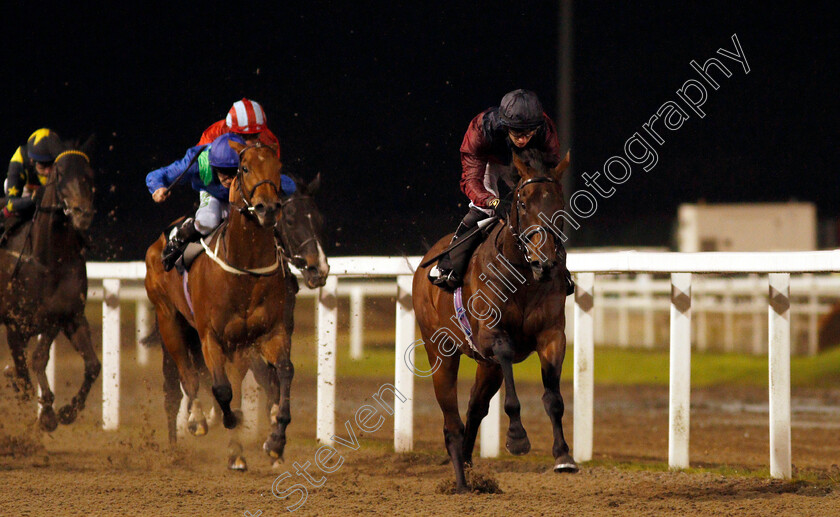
[139,319,161,347]
[400,252,416,275]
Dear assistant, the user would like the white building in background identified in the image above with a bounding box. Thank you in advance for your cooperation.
[677,202,817,252]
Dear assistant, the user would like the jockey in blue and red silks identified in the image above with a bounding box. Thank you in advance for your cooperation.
[429,89,573,292]
[198,98,282,158]
[147,132,296,271]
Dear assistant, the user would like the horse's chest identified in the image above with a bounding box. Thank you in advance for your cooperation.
[217,307,275,343]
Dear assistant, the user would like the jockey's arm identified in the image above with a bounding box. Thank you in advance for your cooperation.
[146,146,204,197]
[3,147,30,216]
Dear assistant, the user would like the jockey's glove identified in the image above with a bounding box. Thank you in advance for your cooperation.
[488,198,512,219]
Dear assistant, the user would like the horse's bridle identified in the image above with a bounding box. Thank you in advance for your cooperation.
[506,175,564,264]
[275,194,323,268]
[235,143,282,216]
[37,150,93,219]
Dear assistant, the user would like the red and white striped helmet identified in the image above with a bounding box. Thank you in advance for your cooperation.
[225,98,267,134]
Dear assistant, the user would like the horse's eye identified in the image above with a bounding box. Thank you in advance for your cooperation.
[242,166,249,174]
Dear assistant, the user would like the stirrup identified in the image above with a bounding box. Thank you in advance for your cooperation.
[429,265,460,289]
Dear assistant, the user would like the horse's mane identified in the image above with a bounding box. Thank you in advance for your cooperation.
[513,147,550,176]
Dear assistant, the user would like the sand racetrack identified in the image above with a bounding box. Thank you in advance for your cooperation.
[1,306,839,516]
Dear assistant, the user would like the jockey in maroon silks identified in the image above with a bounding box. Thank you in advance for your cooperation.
[198,98,281,158]
[430,89,573,292]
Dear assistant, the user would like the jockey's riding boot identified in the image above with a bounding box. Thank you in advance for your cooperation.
[162,218,200,272]
[430,230,484,290]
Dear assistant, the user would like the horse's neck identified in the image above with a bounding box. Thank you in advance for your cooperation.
[476,223,531,288]
[223,208,276,268]
[30,193,77,265]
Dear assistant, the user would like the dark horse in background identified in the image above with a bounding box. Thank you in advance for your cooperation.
[145,141,310,470]
[413,148,576,492]
[0,137,99,431]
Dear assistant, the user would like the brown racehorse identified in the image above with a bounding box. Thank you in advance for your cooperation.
[0,137,99,431]
[155,172,330,453]
[145,141,292,469]
[413,147,575,491]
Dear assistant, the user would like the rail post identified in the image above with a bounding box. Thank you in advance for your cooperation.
[573,272,595,462]
[668,273,691,469]
[768,273,792,479]
[102,278,121,431]
[316,275,338,443]
[394,274,415,452]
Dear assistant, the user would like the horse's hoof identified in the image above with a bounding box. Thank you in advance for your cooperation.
[271,459,284,469]
[222,411,239,430]
[454,484,470,494]
[228,455,248,471]
[57,404,78,425]
[188,419,208,437]
[39,406,59,432]
[505,434,531,456]
[553,454,579,473]
[263,437,286,461]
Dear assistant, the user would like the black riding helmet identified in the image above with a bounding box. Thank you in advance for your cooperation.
[26,128,62,163]
[499,89,544,130]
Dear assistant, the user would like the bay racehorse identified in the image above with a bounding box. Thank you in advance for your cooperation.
[155,171,330,455]
[413,148,575,491]
[145,140,293,469]
[0,136,99,431]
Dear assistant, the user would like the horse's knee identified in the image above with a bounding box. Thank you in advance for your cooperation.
[85,359,101,381]
[542,389,564,408]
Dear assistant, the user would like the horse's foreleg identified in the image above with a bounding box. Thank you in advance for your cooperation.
[537,331,577,473]
[491,335,530,456]
[202,336,237,430]
[31,331,60,431]
[6,329,33,398]
[462,361,503,467]
[430,352,468,492]
[260,333,293,463]
[225,352,248,471]
[59,316,101,425]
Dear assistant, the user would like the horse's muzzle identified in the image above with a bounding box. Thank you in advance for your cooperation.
[530,259,557,282]
[252,202,280,227]
[67,206,94,231]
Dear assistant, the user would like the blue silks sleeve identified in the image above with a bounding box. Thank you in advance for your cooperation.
[280,174,297,196]
[146,146,204,194]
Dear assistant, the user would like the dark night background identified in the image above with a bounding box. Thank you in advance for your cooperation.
[1,2,837,261]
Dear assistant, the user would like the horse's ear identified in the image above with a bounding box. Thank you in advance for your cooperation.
[81,133,96,155]
[228,140,246,154]
[306,172,321,195]
[551,150,571,179]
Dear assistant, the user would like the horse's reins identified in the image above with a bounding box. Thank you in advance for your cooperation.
[500,175,565,268]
